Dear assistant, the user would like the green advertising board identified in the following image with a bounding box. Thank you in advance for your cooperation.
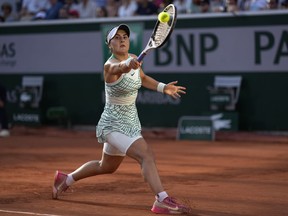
[177,116,215,141]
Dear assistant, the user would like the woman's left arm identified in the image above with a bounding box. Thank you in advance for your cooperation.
[140,69,186,99]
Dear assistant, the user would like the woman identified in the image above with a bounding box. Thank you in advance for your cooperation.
[52,24,189,214]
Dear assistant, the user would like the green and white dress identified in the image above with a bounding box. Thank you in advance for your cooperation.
[96,64,142,143]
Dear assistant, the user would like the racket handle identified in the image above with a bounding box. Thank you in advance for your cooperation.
[137,52,146,62]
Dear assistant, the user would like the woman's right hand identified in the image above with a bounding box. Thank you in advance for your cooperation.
[127,58,141,70]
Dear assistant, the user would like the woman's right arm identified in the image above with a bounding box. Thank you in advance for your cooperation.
[104,57,140,82]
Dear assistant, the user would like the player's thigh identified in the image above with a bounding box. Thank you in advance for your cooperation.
[126,138,155,163]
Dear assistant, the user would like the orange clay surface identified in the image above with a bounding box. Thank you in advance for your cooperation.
[0,127,288,216]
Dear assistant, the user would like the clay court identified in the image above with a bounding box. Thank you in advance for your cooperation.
[0,127,288,216]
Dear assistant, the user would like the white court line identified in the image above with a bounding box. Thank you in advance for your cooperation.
[0,209,62,216]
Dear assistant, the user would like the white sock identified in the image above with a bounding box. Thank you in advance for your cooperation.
[65,174,75,186]
[156,191,169,202]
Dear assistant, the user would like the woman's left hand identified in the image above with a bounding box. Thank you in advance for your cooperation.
[164,81,186,99]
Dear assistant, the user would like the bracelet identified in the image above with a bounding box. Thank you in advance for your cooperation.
[157,82,166,93]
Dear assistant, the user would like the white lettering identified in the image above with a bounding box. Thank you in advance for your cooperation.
[211,95,230,102]
[137,91,180,105]
[102,90,181,105]
[180,126,211,135]
[13,113,40,123]
[0,59,16,67]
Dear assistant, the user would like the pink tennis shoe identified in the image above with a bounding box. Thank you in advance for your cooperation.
[151,197,190,214]
[52,171,69,199]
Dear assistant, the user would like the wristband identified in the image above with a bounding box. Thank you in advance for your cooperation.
[157,82,166,93]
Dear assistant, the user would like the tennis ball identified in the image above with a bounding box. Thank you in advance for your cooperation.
[158,12,170,23]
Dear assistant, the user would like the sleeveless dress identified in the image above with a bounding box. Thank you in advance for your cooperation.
[96,60,142,144]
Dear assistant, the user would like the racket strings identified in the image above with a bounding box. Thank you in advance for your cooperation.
[154,23,170,46]
[154,18,174,45]
[154,6,175,46]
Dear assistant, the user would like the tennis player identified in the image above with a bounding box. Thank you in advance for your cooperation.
[52,24,189,214]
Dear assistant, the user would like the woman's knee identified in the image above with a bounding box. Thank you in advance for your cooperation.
[99,155,123,174]
[137,149,156,165]
[104,166,118,174]
[127,139,155,163]
[99,159,121,174]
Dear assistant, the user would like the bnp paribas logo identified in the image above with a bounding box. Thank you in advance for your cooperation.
[0,42,16,67]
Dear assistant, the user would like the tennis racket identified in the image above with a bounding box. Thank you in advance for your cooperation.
[137,4,177,62]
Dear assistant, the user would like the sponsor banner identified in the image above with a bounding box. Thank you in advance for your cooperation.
[177,116,215,141]
[12,110,42,125]
[0,24,287,74]
[177,112,238,141]
[144,25,288,72]
[0,32,101,73]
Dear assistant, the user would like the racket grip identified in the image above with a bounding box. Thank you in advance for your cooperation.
[137,53,146,62]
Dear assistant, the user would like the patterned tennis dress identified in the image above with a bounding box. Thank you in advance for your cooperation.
[96,62,142,144]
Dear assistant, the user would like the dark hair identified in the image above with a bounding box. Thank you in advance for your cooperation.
[1,2,12,12]
[97,6,108,17]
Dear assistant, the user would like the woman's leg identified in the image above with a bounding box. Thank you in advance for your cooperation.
[52,151,124,199]
[71,152,124,181]
[125,137,164,195]
[126,138,190,214]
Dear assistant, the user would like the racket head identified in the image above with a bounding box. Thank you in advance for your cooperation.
[152,4,177,49]
[137,4,177,62]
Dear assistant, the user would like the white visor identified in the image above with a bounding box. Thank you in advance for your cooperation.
[106,24,130,45]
